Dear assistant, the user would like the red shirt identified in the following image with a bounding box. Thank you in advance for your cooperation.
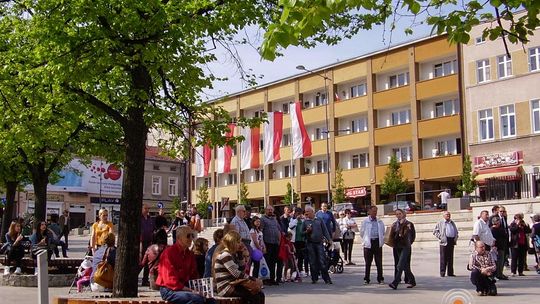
[155,243,198,290]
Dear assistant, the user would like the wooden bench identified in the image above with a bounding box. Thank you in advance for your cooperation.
[53,296,242,304]
[1,256,82,273]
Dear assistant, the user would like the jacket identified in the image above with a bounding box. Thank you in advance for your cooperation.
[360,217,384,248]
[390,219,416,248]
[433,220,459,246]
[303,217,330,243]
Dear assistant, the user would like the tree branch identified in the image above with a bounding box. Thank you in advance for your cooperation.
[64,85,128,126]
[495,7,511,59]
[45,122,87,176]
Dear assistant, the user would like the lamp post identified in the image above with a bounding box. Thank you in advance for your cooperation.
[296,65,332,206]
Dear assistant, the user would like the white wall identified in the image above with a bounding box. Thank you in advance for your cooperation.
[422,136,461,158]
[418,56,457,81]
[243,108,264,118]
[306,124,329,141]
[376,68,408,91]
[336,78,367,100]
[304,156,327,174]
[338,115,368,133]
[378,143,411,164]
[420,95,459,119]
[377,106,411,127]
[338,150,369,169]
[271,98,294,113]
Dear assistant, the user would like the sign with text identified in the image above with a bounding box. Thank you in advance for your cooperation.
[345,187,367,198]
[474,151,523,170]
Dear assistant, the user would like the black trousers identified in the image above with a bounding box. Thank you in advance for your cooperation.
[511,246,527,274]
[363,239,383,282]
[294,241,309,273]
[342,239,354,262]
[470,268,494,292]
[264,242,283,283]
[62,226,69,248]
[439,237,455,276]
[7,246,25,268]
[232,285,265,304]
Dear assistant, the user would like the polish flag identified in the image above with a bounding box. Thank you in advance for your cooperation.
[216,124,236,174]
[240,126,260,171]
[290,102,312,159]
[334,92,341,102]
[264,112,283,165]
[195,144,212,177]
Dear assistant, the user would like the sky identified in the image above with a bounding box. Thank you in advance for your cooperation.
[203,20,434,100]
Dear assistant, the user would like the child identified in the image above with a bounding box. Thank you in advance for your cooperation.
[76,258,92,292]
[283,232,301,282]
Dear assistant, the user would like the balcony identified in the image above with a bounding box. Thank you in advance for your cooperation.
[282,113,291,129]
[375,161,413,184]
[415,37,456,62]
[334,96,368,118]
[269,178,293,197]
[419,155,462,179]
[341,167,370,186]
[374,124,412,146]
[301,173,328,193]
[335,132,369,152]
[416,74,458,100]
[373,85,410,110]
[216,185,238,200]
[418,115,461,139]
[310,139,329,156]
[302,106,327,124]
[245,181,264,199]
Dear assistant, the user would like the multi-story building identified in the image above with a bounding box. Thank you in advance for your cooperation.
[462,14,540,201]
[192,35,464,214]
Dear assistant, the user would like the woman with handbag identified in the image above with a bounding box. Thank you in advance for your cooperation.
[91,232,116,291]
[338,209,358,265]
[3,221,26,275]
[214,231,265,304]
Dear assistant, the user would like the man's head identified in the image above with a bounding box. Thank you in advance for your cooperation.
[443,211,451,221]
[480,210,489,221]
[235,205,246,218]
[213,228,224,244]
[265,205,274,216]
[294,207,303,217]
[475,241,486,254]
[142,204,150,217]
[304,206,315,219]
[176,226,195,248]
[491,205,500,215]
[101,232,116,247]
[368,206,378,218]
[158,208,164,216]
[283,206,291,217]
[499,206,506,217]
[321,203,328,212]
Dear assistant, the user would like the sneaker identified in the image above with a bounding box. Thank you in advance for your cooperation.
[3,268,9,276]
[363,280,370,285]
[14,267,22,275]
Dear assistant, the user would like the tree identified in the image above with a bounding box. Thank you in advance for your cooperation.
[283,182,300,206]
[332,167,346,205]
[0,152,29,242]
[261,1,540,60]
[196,184,211,219]
[380,155,409,202]
[457,155,478,196]
[239,182,250,207]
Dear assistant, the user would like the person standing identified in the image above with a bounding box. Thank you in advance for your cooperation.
[260,205,283,285]
[472,210,495,251]
[155,208,169,232]
[90,209,114,254]
[488,205,500,228]
[169,210,189,244]
[140,230,169,290]
[509,213,531,276]
[437,190,450,209]
[189,206,202,233]
[315,203,337,236]
[303,205,332,284]
[338,209,357,265]
[388,209,416,290]
[250,217,265,278]
[59,210,70,249]
[279,206,292,233]
[490,217,509,280]
[530,214,540,274]
[360,205,384,285]
[497,206,511,267]
[140,204,156,286]
[433,211,458,277]
[231,205,251,249]
[289,207,308,277]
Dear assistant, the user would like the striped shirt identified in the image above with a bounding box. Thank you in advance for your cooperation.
[214,250,248,296]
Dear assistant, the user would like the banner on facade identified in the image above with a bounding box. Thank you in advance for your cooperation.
[345,187,367,198]
[474,151,523,170]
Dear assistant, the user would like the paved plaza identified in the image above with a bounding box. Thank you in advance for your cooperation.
[0,234,538,304]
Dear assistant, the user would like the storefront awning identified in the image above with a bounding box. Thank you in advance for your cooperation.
[476,166,522,183]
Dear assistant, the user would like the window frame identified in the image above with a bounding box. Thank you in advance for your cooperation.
[500,104,516,138]
[532,99,540,134]
[434,99,459,117]
[350,83,367,98]
[391,146,412,163]
[476,59,491,83]
[351,117,368,133]
[168,177,178,196]
[152,175,162,195]
[351,153,369,168]
[316,159,328,173]
[390,109,411,126]
[530,47,540,72]
[479,109,494,141]
[433,60,456,78]
[388,71,409,89]
[254,169,264,182]
[497,54,512,79]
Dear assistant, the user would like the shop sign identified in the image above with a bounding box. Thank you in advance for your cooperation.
[345,187,367,198]
[474,151,523,170]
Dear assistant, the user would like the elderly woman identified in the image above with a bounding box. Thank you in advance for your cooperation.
[509,213,531,276]
[91,232,116,291]
[214,231,265,304]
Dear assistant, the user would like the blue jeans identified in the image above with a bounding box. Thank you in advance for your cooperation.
[306,242,330,282]
[160,287,208,304]
[392,246,415,286]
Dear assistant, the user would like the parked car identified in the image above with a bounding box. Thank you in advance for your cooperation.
[385,201,420,212]
[332,203,359,217]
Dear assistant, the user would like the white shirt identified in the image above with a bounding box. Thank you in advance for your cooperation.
[249,228,264,251]
[473,218,495,245]
[338,217,356,234]
[439,191,450,205]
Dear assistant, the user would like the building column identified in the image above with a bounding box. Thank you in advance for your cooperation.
[367,58,378,205]
[409,46,422,204]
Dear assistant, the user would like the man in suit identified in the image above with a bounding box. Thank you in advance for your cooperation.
[59,210,70,249]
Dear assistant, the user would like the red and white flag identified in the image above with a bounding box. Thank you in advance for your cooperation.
[263,112,283,165]
[216,124,236,174]
[290,102,312,159]
[195,144,212,177]
[334,92,341,102]
[240,126,260,171]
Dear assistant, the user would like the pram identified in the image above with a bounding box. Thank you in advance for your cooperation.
[325,241,344,274]
[68,255,93,294]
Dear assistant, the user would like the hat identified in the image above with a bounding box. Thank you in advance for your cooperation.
[81,259,92,269]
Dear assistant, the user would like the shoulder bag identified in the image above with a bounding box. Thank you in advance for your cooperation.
[94,247,114,289]
[230,278,262,295]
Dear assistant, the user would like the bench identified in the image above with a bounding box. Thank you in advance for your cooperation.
[53,296,243,304]
[1,256,83,273]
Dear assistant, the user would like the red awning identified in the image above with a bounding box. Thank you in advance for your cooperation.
[475,166,522,183]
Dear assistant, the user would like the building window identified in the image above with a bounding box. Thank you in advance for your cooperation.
[479,109,494,141]
[435,99,459,117]
[254,110,263,118]
[475,36,486,44]
[168,177,178,196]
[435,139,461,156]
[203,177,212,188]
[316,160,328,173]
[153,164,160,170]
[284,165,296,178]
[532,100,540,133]
[255,169,264,182]
[170,166,177,172]
[315,92,327,106]
[530,47,540,72]
[315,127,327,140]
[389,72,409,88]
[391,147,412,162]
[152,176,162,195]
[227,173,237,185]
[303,100,311,109]
[500,105,516,138]
[281,103,290,114]
[281,133,291,147]
[259,139,264,151]
[497,55,512,78]
[232,145,237,156]
[351,117,368,133]
[433,60,456,78]
[352,153,369,168]
[391,109,411,126]
[350,83,367,98]
[476,59,491,83]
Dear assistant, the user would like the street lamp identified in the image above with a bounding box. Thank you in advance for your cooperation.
[296,65,333,206]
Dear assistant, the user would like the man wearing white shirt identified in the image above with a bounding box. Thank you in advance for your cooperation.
[433,211,459,277]
[360,205,385,285]
[473,210,495,251]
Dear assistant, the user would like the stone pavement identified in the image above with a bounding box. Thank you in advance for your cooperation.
[1,234,538,304]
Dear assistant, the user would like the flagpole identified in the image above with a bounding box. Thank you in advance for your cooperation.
[290,103,295,207]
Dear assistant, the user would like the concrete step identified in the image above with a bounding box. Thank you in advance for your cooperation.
[372,210,473,226]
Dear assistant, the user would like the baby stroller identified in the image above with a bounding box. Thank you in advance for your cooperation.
[68,255,93,294]
[325,241,344,274]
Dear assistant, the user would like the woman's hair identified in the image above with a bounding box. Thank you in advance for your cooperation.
[153,229,168,245]
[221,231,241,252]
[101,232,116,247]
[533,213,540,223]
[515,213,524,220]
[8,221,20,240]
[193,238,209,255]
[98,208,108,218]
[252,216,261,230]
[213,228,224,244]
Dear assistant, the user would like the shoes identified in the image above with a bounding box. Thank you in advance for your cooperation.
[364,280,370,285]
[407,283,416,289]
[389,283,397,290]
[511,273,516,277]
[14,267,22,275]
[311,280,318,284]
[478,291,487,296]
[440,273,445,277]
[346,262,356,266]
[496,275,508,280]
[3,268,9,276]
[325,280,333,284]
[447,274,456,277]
[299,271,307,277]
[518,273,525,276]
[378,280,385,285]
[141,281,150,287]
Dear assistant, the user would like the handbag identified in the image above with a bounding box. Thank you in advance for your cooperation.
[230,278,262,295]
[94,247,114,289]
[384,226,394,247]
[343,229,355,240]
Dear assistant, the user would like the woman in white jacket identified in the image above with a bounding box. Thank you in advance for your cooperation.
[360,206,385,285]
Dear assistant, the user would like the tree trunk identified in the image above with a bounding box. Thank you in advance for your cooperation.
[1,181,18,242]
[31,164,49,230]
